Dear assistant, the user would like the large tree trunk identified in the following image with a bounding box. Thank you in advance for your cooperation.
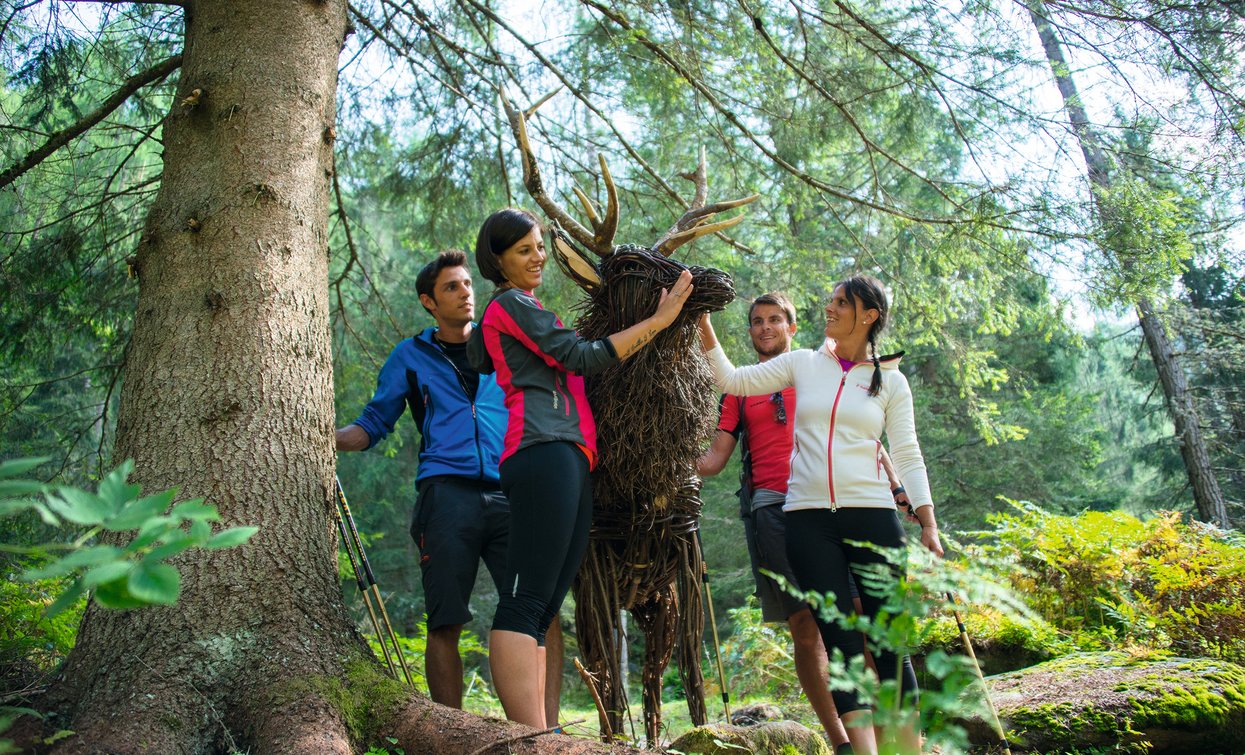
[1028,1,1230,528]
[15,2,643,753]
[37,1,360,751]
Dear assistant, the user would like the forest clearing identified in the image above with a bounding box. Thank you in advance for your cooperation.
[1,1,1242,753]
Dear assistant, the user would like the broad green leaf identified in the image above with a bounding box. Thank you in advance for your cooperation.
[92,579,148,610]
[43,581,86,618]
[0,499,36,517]
[80,561,134,588]
[204,526,259,550]
[170,499,219,522]
[45,488,115,526]
[0,480,47,498]
[136,515,176,539]
[123,524,171,554]
[127,563,180,604]
[142,534,195,563]
[22,545,124,579]
[189,519,212,542]
[30,502,60,526]
[105,490,175,531]
[0,457,50,478]
[97,460,140,509]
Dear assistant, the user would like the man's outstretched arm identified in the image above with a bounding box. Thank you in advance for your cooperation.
[336,424,369,452]
[696,430,739,477]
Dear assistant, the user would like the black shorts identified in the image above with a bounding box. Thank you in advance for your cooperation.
[410,476,512,630]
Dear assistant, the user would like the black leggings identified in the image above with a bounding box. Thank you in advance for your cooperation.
[493,441,592,645]
[785,507,919,714]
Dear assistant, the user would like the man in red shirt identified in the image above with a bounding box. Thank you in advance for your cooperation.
[698,292,906,754]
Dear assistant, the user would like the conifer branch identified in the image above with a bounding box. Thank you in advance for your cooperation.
[0,55,182,190]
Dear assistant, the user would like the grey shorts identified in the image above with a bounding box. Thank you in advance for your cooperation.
[742,494,807,623]
[410,476,512,630]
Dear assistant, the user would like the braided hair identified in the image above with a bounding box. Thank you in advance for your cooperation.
[836,275,889,397]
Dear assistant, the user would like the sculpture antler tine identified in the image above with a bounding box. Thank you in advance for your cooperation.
[680,145,709,211]
[653,146,759,256]
[524,89,559,120]
[572,186,601,227]
[597,154,619,251]
[654,210,754,252]
[499,90,603,255]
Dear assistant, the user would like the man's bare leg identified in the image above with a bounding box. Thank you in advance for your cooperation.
[426,624,464,708]
[789,608,850,749]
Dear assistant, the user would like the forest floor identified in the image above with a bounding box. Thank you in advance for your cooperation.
[463,691,824,751]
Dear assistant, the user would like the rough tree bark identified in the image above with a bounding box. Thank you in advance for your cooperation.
[20,2,645,753]
[1028,0,1230,528]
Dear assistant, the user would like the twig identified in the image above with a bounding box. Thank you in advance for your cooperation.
[573,657,613,742]
[0,55,181,189]
[466,718,585,755]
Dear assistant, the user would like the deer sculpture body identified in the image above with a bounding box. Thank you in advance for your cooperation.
[502,95,758,742]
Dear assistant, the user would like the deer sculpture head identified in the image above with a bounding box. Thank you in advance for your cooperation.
[500,92,759,326]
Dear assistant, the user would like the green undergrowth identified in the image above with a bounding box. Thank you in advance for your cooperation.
[980,503,1245,663]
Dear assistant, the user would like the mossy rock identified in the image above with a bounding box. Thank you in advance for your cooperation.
[669,720,831,755]
[964,651,1245,754]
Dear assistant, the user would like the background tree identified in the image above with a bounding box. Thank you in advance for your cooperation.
[1027,0,1233,526]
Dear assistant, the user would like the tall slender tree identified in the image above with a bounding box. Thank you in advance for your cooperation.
[1027,0,1230,527]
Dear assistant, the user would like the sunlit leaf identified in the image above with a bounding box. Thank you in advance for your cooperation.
[105,490,176,531]
[127,563,180,604]
[204,526,258,550]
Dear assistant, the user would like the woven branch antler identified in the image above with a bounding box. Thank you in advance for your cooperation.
[652,146,760,257]
[500,90,618,257]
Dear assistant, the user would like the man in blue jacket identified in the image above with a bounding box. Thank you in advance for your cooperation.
[336,250,562,721]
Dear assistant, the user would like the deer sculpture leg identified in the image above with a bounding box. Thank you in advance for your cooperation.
[573,539,628,739]
[675,527,708,727]
[631,584,679,745]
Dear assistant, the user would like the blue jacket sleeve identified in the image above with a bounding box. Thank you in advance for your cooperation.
[352,342,417,449]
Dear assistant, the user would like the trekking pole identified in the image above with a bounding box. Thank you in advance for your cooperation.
[946,592,1011,755]
[334,505,399,680]
[335,476,416,688]
[695,530,731,720]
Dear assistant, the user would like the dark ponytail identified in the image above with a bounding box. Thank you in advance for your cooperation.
[868,330,882,397]
[836,275,889,398]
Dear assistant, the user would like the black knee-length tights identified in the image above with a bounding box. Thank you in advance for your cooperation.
[785,507,919,714]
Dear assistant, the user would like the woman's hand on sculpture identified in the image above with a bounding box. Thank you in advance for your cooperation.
[653,269,694,328]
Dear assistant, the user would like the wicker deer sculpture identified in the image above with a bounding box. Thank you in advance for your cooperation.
[502,94,758,742]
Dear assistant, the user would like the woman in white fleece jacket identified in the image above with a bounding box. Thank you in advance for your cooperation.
[699,275,940,755]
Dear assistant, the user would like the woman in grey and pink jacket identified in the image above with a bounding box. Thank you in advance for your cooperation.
[698,275,941,755]
[468,208,692,729]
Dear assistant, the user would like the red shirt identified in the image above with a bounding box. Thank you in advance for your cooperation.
[716,386,796,494]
